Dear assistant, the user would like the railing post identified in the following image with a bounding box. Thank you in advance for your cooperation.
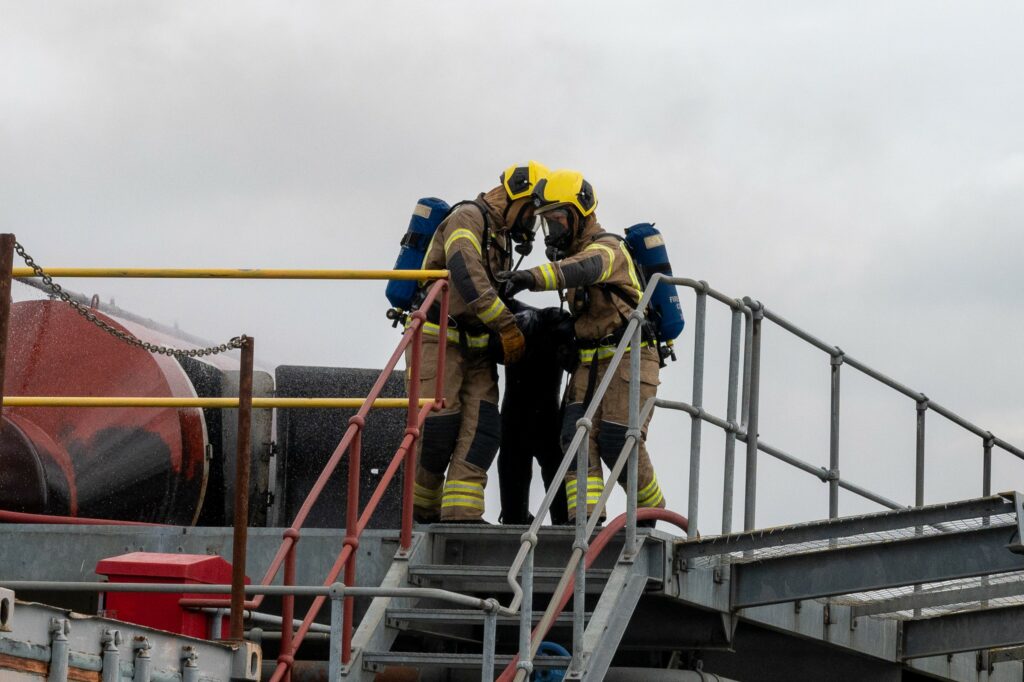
[517,543,535,679]
[0,234,15,426]
[230,335,255,640]
[915,398,928,508]
[328,583,344,682]
[342,419,363,665]
[722,309,742,534]
[742,299,763,532]
[482,603,497,682]
[278,531,298,681]
[687,287,707,539]
[627,317,642,551]
[740,303,753,427]
[829,350,843,520]
[434,283,449,408]
[983,436,993,497]
[570,419,591,675]
[402,310,425,551]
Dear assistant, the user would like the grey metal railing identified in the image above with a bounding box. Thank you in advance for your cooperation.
[8,275,1023,681]
[503,273,1024,679]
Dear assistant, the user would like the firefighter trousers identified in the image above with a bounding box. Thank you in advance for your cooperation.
[409,338,500,522]
[560,346,665,521]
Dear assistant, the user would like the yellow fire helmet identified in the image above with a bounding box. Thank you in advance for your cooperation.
[500,160,550,201]
[531,169,598,217]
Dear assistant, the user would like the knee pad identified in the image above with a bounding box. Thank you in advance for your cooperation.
[420,412,461,475]
[597,420,629,485]
[465,401,501,471]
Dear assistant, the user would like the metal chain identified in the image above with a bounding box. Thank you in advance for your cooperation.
[13,241,244,358]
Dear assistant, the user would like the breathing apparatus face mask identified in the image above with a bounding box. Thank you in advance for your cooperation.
[510,212,539,256]
[540,208,575,262]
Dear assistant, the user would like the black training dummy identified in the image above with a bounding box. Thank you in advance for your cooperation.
[496,303,575,524]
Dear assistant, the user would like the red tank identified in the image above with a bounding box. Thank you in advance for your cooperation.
[1,300,209,525]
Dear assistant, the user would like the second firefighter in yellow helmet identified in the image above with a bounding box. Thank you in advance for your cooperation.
[500,169,667,525]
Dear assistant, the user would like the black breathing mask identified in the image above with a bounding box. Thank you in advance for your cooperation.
[540,208,575,262]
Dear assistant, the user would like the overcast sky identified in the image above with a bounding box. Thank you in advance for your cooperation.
[3,2,1023,530]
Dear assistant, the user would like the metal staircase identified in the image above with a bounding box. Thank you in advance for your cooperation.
[346,524,666,681]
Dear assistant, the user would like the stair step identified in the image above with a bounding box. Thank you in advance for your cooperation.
[362,651,571,672]
[408,564,612,592]
[386,607,584,628]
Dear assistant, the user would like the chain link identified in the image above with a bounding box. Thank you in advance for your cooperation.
[13,241,245,358]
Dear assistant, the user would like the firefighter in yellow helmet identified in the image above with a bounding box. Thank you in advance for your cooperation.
[410,161,549,523]
[500,169,666,524]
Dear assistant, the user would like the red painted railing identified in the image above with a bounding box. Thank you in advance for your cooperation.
[179,278,450,681]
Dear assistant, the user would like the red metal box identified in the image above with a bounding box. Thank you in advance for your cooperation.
[96,552,248,638]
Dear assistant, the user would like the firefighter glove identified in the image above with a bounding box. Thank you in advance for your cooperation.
[498,270,535,298]
[499,324,527,364]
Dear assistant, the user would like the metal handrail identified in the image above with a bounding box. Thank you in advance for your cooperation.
[503,273,1024,678]
[0,238,458,678]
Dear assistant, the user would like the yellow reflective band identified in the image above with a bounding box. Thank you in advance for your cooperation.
[444,228,482,256]
[565,493,602,503]
[584,242,615,282]
[637,476,659,499]
[638,487,663,506]
[578,341,653,365]
[441,496,485,509]
[619,242,642,292]
[565,478,604,491]
[414,496,441,508]
[444,480,484,492]
[417,321,490,350]
[479,297,506,324]
[639,490,665,508]
[414,482,442,500]
[538,263,558,290]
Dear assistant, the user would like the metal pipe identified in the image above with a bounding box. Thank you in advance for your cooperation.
[0,234,14,426]
[687,289,707,538]
[500,508,689,682]
[761,307,835,355]
[829,352,842,520]
[230,336,254,640]
[12,266,449,281]
[843,355,921,401]
[1,396,426,409]
[722,309,741,534]
[342,424,362,664]
[0,509,159,526]
[627,315,642,551]
[516,546,534,678]
[742,299,764,531]
[571,421,589,675]
[401,309,424,552]
[279,540,296,677]
[654,398,906,511]
[983,437,993,497]
[482,609,497,682]
[740,308,752,427]
[916,400,927,507]
[328,585,343,682]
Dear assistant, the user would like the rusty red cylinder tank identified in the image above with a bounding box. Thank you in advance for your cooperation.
[1,300,209,524]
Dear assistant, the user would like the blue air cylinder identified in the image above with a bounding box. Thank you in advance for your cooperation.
[385,197,451,310]
[624,223,685,341]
